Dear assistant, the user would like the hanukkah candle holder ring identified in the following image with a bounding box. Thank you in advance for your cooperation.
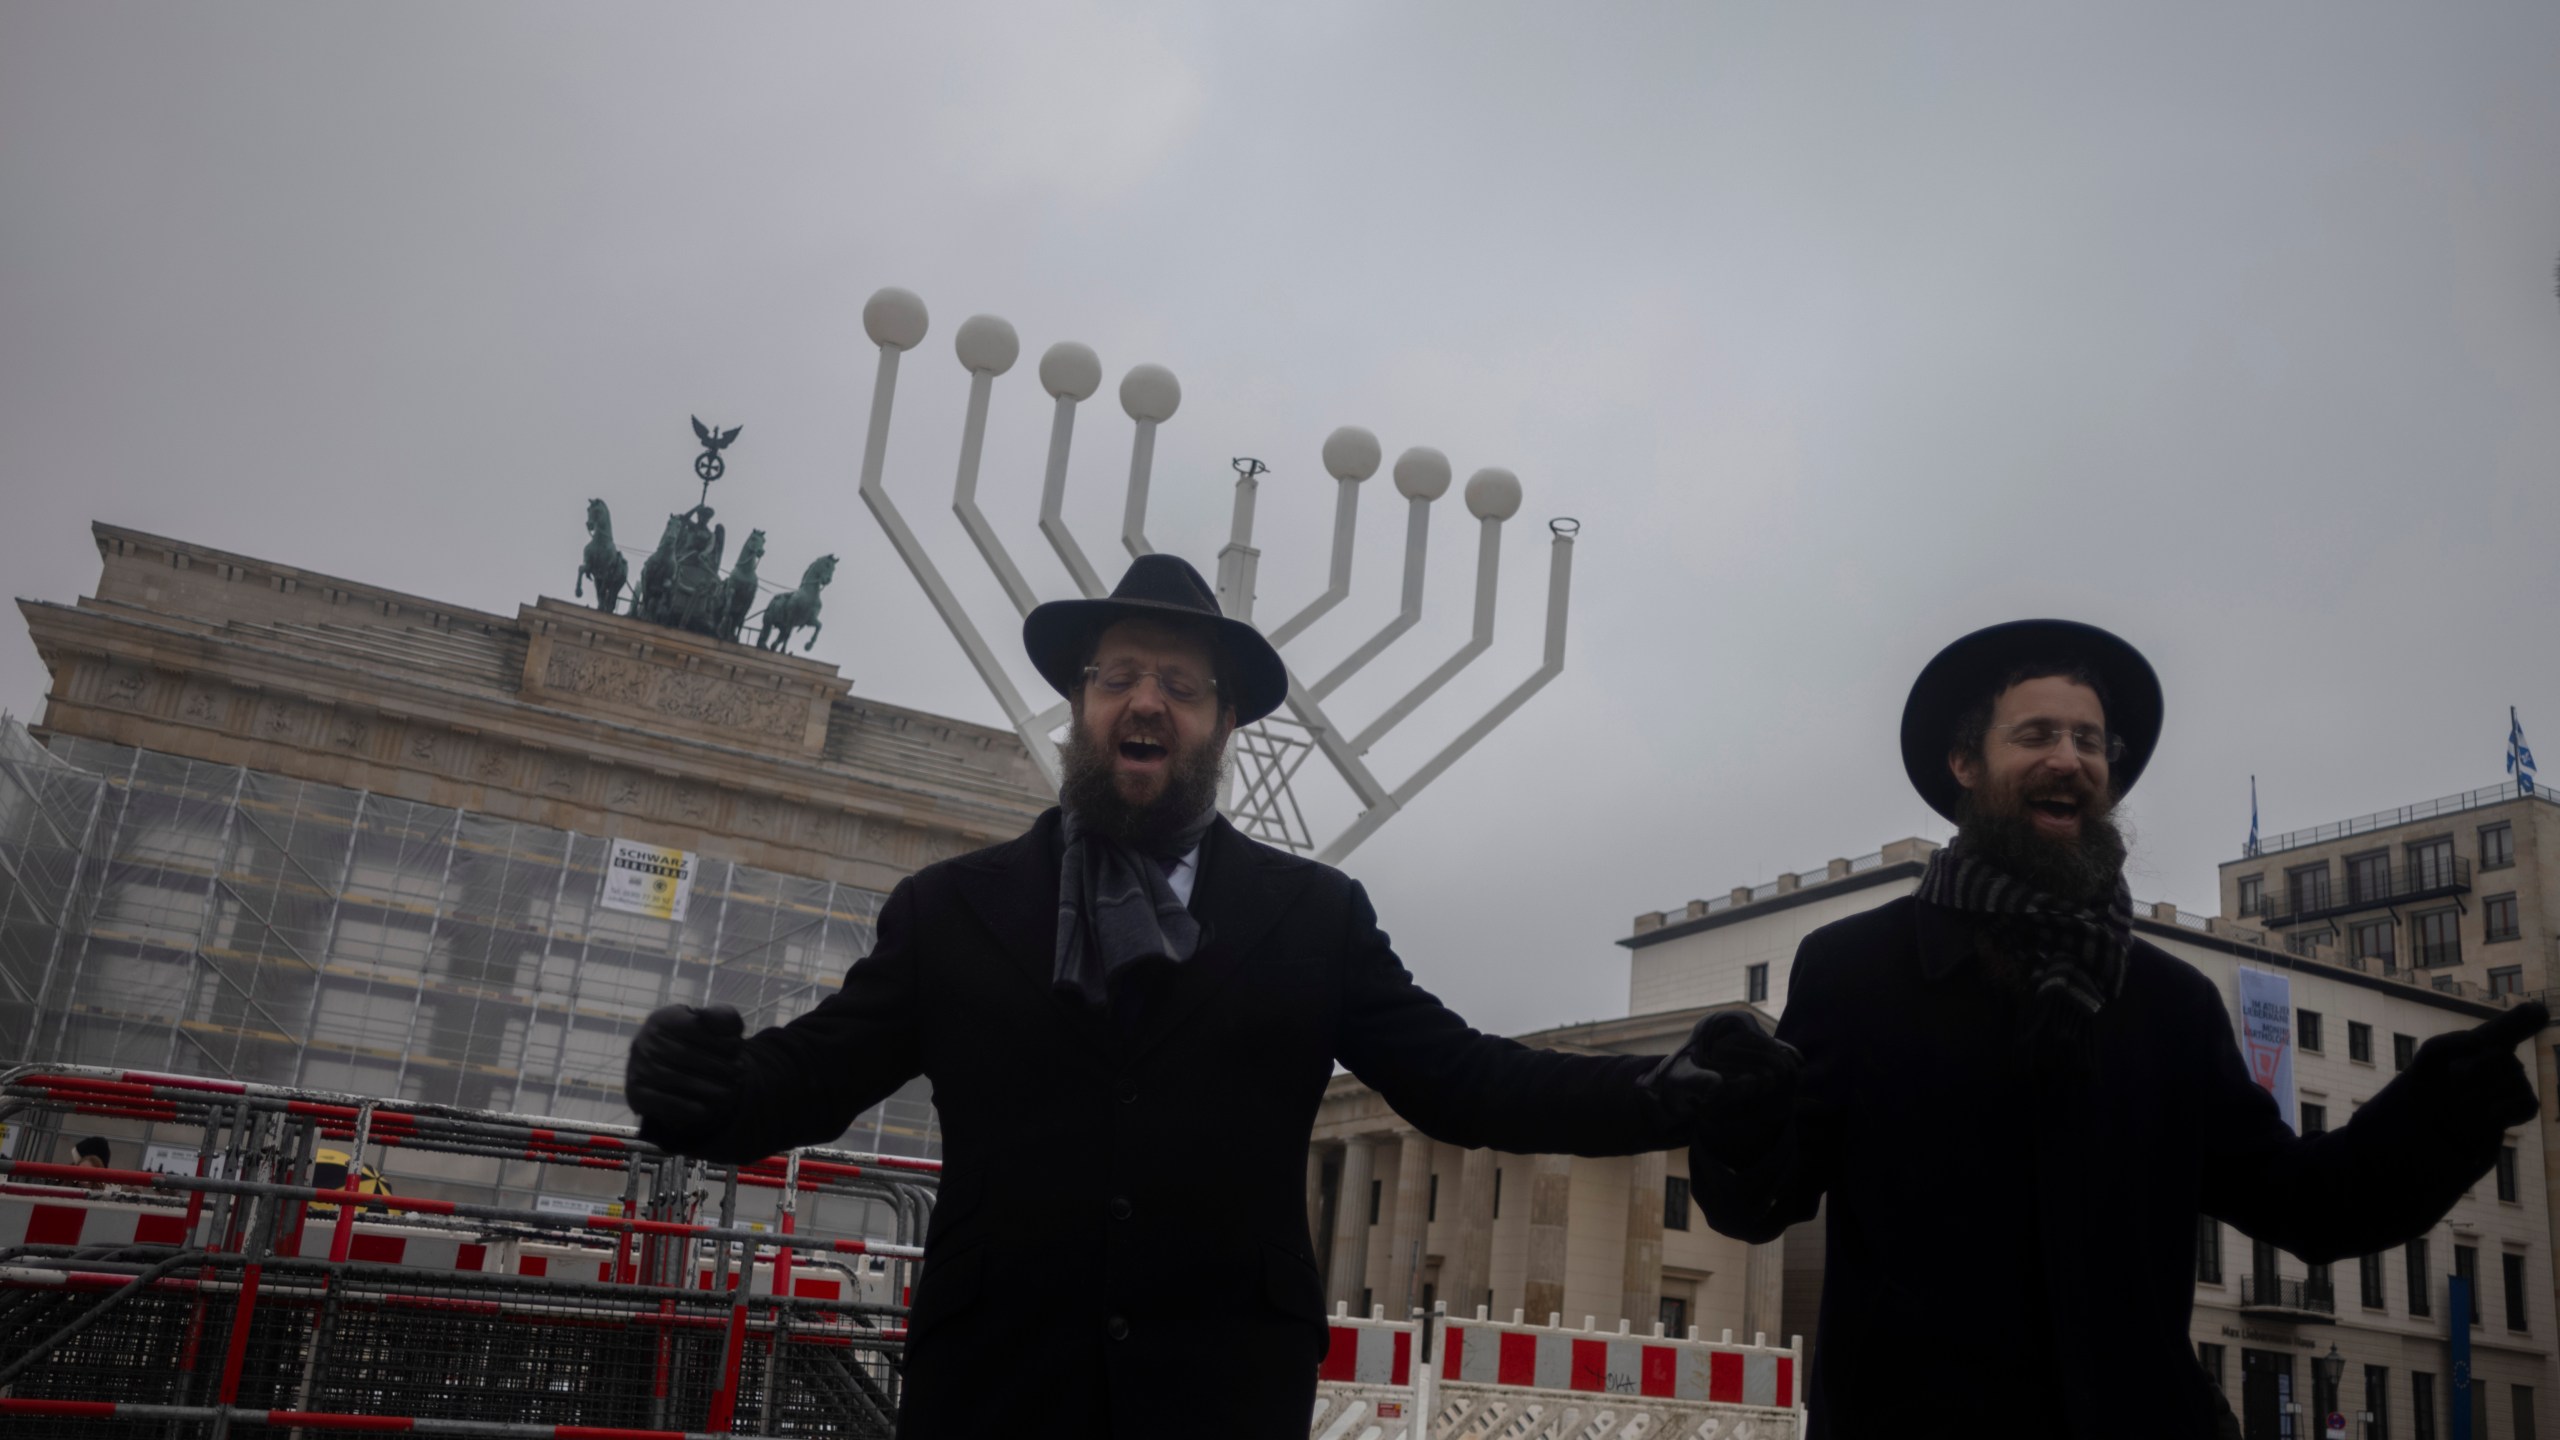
[852,286,1576,865]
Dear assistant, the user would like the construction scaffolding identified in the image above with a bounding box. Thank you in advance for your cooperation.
[0,719,934,1218]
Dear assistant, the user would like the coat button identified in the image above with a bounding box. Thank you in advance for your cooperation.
[1109,1196,1133,1221]
[1106,1315,1130,1341]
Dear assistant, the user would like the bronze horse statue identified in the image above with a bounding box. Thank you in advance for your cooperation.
[633,512,684,625]
[718,529,766,644]
[757,554,836,653]
[574,499,628,614]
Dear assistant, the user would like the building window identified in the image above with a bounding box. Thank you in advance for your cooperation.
[2515,1384,2536,1440]
[2408,1239,2432,1317]
[1745,963,1768,1004]
[2361,1251,2388,1309]
[1491,1167,1501,1219]
[2455,1244,2480,1326]
[2347,850,2391,904]
[2499,1146,2520,1203]
[2299,1012,2324,1053]
[2198,1341,2225,1390]
[2237,875,2264,917]
[2196,1215,2224,1283]
[2365,1365,2392,1440]
[2395,1033,2418,1072]
[2482,822,2514,870]
[2505,1251,2530,1331]
[2415,908,2462,968]
[1428,1173,1438,1223]
[2408,837,2457,890]
[2349,1021,2374,1063]
[1664,1176,1692,1232]
[2491,966,2525,999]
[2289,929,2335,959]
[2486,895,2521,944]
[2288,862,2333,915]
[1362,1286,1373,1314]
[2353,919,2398,972]
[1659,1294,1687,1336]
[2307,1260,2334,1310]
[2301,1102,2327,1136]
[1369,1178,1382,1225]
[2414,1371,2437,1440]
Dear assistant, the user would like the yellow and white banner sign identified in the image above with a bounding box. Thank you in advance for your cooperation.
[603,838,697,923]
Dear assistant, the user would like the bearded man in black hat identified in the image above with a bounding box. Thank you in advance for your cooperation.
[624,554,1709,1439]
[1665,620,2546,1439]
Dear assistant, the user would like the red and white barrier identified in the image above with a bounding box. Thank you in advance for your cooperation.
[0,1194,200,1250]
[1440,1313,1794,1409]
[281,1220,497,1273]
[1311,1308,1430,1440]
[1309,1304,1804,1440]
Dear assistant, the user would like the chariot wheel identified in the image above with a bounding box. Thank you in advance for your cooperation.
[695,452,725,484]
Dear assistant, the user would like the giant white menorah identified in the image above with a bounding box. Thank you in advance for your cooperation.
[853,286,1574,865]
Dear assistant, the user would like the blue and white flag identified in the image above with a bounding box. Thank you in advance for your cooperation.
[2512,708,2538,798]
[2246,775,2260,857]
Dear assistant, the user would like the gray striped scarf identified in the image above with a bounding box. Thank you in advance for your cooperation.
[1916,840,2133,1079]
[1053,805,1214,1013]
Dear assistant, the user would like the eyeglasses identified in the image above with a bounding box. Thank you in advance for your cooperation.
[1081,664,1219,707]
[1990,720,2125,763]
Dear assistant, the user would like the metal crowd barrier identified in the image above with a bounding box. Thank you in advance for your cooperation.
[0,1066,936,1438]
[1313,1303,1805,1440]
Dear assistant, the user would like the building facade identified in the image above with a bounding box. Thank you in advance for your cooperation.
[0,523,1053,1219]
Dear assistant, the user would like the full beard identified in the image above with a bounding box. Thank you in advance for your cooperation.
[1954,783,2130,910]
[1059,718,1227,850]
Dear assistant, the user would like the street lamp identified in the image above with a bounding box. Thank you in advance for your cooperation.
[2314,1343,2345,1436]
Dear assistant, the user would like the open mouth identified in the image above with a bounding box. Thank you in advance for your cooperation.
[2028,796,2083,831]
[1117,738,1168,764]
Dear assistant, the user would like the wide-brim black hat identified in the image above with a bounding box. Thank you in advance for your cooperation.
[1023,554,1289,726]
[1900,618,2164,823]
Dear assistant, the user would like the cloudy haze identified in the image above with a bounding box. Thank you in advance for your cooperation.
[4,3,2555,1037]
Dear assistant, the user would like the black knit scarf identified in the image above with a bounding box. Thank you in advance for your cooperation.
[1915,839,2134,1086]
[1052,805,1216,1013]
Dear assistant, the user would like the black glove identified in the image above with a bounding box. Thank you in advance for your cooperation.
[1641,1011,1802,1167]
[625,1004,746,1148]
[2405,1000,2547,1132]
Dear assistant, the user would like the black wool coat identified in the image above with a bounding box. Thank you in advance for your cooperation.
[1692,897,2512,1440]
[684,809,1683,1439]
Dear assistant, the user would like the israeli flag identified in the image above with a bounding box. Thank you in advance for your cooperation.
[2512,708,2538,798]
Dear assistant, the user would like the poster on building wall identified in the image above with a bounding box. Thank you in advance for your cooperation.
[2236,967,2298,1132]
[602,837,696,923]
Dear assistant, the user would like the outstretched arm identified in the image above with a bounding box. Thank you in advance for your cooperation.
[1333,881,1681,1156]
[2201,997,2544,1264]
[633,878,927,1164]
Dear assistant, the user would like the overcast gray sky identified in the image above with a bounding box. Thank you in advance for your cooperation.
[5,3,2556,1037]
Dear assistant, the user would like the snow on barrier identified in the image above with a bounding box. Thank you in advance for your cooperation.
[1312,1303,1804,1440]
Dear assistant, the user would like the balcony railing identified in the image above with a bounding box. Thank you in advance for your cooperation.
[2240,1275,2336,1318]
[2260,857,2471,928]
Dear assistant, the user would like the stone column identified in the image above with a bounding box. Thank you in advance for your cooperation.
[1522,1152,1575,1325]
[1305,1145,1330,1254]
[1442,1146,1499,1319]
[1742,1233,1786,1342]
[1621,1149,1666,1330]
[1384,1129,1435,1318]
[1324,1135,1378,1311]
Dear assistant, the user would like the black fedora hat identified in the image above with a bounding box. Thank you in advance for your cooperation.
[1899,618,2164,823]
[1023,554,1289,726]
